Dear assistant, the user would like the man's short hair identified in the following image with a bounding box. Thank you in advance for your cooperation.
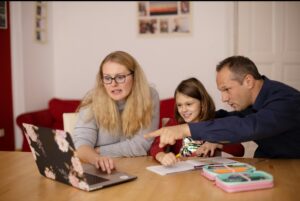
[216,56,262,83]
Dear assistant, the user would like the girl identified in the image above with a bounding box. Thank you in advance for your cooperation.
[150,77,243,166]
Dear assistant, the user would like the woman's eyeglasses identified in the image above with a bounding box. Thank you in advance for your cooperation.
[102,73,133,84]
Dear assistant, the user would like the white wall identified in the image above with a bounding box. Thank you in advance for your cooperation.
[11,2,235,149]
[21,2,54,111]
[52,1,234,104]
[11,2,54,149]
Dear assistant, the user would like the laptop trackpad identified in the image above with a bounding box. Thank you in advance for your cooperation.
[82,163,136,183]
[82,163,122,178]
[83,172,109,185]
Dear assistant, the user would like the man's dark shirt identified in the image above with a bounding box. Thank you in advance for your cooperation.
[189,76,300,158]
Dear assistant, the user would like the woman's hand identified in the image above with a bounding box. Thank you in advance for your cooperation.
[92,155,115,174]
[77,145,115,174]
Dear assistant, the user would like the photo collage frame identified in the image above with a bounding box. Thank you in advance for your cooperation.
[0,1,7,29]
[138,1,192,36]
[35,1,47,43]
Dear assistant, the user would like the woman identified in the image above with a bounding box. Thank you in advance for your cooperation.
[73,51,160,173]
[150,77,243,166]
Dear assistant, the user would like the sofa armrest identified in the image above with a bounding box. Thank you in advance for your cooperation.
[16,109,53,128]
[16,109,54,152]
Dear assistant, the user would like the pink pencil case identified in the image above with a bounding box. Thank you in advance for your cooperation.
[215,171,274,193]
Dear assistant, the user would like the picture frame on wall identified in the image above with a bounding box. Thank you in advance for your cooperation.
[35,1,47,43]
[137,1,192,36]
[0,1,7,29]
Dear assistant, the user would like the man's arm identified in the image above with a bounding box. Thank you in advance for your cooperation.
[144,124,191,148]
[189,98,299,143]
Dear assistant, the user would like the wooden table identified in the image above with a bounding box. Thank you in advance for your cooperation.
[0,151,299,201]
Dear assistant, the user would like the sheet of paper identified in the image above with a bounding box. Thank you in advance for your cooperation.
[146,157,238,176]
[146,161,195,176]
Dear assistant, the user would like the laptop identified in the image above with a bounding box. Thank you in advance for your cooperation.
[22,123,137,192]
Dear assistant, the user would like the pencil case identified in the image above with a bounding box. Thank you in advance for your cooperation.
[215,170,274,192]
[201,162,255,181]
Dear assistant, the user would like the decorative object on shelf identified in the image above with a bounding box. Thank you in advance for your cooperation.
[0,1,7,29]
[35,1,47,43]
[137,1,192,36]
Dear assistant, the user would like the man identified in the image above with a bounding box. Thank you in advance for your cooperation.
[146,56,300,158]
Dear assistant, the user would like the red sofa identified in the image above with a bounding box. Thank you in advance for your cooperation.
[16,97,176,152]
[16,97,244,157]
[16,98,81,152]
[158,98,176,128]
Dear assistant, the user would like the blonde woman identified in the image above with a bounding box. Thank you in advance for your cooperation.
[73,51,159,173]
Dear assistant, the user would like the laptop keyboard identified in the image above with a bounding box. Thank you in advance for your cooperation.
[83,173,109,185]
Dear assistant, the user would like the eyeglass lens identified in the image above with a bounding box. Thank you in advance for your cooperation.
[103,73,132,84]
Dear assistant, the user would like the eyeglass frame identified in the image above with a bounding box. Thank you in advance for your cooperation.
[102,72,133,84]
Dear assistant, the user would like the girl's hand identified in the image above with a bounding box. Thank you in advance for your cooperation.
[196,142,223,157]
[156,152,180,166]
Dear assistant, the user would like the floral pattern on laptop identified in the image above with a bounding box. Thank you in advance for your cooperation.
[23,124,89,191]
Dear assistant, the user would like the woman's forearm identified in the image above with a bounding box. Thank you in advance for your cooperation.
[76,145,99,165]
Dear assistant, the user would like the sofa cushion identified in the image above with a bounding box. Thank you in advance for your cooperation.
[49,98,81,128]
[159,98,175,128]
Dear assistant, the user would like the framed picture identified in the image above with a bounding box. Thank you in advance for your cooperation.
[35,1,47,43]
[137,1,192,36]
[0,1,7,29]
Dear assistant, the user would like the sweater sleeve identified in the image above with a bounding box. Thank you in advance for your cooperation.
[149,136,164,158]
[72,107,98,149]
[99,87,160,157]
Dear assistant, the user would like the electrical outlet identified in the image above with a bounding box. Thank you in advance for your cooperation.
[0,129,4,137]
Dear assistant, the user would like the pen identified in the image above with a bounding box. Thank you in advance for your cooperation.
[194,163,216,170]
[165,146,171,153]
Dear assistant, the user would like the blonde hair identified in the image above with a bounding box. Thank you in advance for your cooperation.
[78,51,153,137]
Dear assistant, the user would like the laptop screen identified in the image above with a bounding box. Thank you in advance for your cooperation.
[23,123,137,192]
[23,124,93,190]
